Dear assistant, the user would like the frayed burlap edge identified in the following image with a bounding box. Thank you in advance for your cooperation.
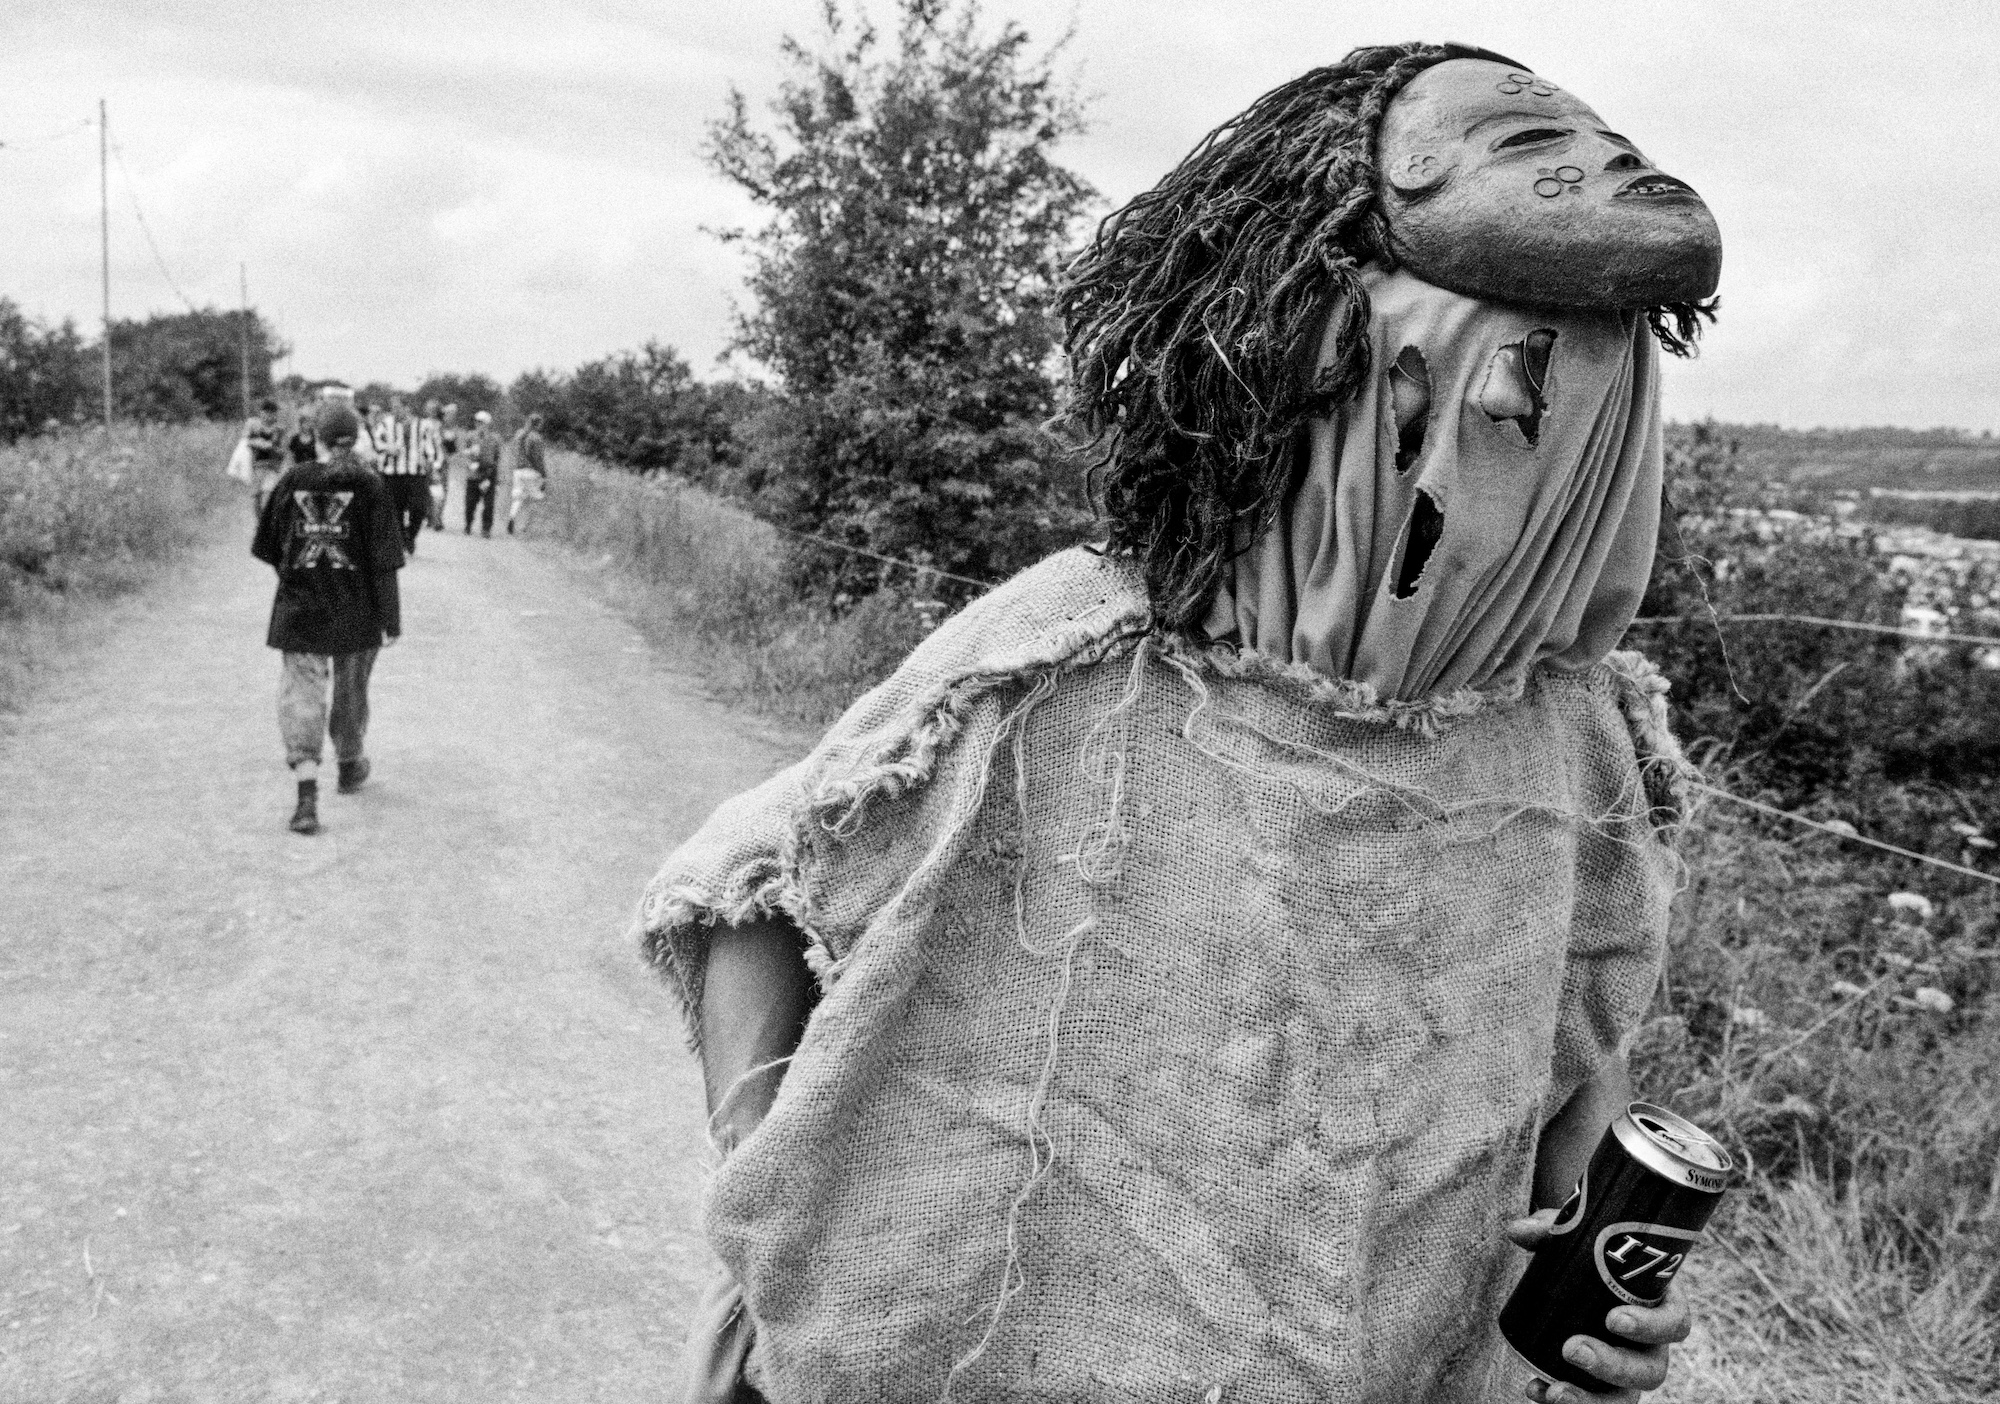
[637,603,1152,1053]
[639,590,1693,1050]
[1600,647,1701,833]
[1159,635,1528,737]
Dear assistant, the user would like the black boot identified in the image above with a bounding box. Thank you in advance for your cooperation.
[289,779,320,835]
[337,757,371,794]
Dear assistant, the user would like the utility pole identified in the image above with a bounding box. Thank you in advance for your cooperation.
[99,98,112,427]
[239,262,250,418]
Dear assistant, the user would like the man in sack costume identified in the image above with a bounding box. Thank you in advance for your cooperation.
[644,43,1721,1404]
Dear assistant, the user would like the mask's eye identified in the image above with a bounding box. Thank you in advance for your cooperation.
[1494,127,1569,151]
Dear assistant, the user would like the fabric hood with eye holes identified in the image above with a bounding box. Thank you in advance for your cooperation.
[1203,264,1663,702]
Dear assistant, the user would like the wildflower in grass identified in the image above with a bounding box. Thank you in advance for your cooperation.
[1911,987,1954,1013]
[1821,819,1859,838]
[1730,1005,1772,1031]
[1880,952,1915,970]
[1830,979,1867,998]
[1886,891,1936,921]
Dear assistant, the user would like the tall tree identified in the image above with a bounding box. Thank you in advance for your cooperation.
[509,343,746,478]
[108,308,282,423]
[0,300,92,440]
[708,0,1097,596]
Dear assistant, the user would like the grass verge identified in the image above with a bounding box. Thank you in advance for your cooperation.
[536,451,931,726]
[0,423,241,711]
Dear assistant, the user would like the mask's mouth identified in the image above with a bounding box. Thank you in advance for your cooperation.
[1612,172,1701,202]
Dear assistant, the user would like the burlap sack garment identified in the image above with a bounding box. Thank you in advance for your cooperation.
[643,273,1693,1403]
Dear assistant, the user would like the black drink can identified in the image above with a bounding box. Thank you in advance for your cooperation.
[1498,1102,1732,1393]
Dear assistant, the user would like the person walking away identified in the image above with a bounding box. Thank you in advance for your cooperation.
[464,410,501,536]
[319,383,376,467]
[374,396,429,555]
[252,401,403,835]
[286,408,318,467]
[245,398,286,517]
[416,400,447,532]
[507,412,548,535]
[433,404,462,531]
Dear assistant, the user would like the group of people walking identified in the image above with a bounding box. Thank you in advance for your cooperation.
[244,393,550,546]
[243,384,551,833]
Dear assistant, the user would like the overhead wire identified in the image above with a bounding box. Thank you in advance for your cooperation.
[0,117,94,151]
[108,137,198,314]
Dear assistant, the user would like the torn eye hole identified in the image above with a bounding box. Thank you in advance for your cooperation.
[1522,328,1554,397]
[1391,489,1443,600]
[1389,346,1430,475]
[1494,127,1569,150]
[1478,329,1558,446]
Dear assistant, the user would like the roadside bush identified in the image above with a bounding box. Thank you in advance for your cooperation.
[0,421,238,707]
[510,344,750,483]
[1638,425,2000,855]
[706,0,1098,604]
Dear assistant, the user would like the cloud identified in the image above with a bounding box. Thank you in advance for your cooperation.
[4,0,1999,427]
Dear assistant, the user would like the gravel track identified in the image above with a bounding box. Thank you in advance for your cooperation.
[0,505,795,1403]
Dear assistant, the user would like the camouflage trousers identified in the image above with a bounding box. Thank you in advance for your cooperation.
[279,650,378,769]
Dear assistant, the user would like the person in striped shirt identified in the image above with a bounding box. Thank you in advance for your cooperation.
[373,396,430,554]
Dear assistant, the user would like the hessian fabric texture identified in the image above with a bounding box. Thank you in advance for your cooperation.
[1202,267,1664,703]
[640,548,1693,1404]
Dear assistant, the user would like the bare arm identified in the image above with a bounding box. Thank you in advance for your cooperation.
[1532,1049,1632,1208]
[699,913,816,1152]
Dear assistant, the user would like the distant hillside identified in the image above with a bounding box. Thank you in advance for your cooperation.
[1685,422,2000,493]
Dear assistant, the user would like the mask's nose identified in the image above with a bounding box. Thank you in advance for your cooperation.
[1604,151,1646,173]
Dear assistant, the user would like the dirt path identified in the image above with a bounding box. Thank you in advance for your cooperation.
[0,504,801,1403]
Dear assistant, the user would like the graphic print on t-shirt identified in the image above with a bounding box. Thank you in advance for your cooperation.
[290,490,357,569]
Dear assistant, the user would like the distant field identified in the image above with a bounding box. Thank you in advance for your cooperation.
[1705,422,2000,494]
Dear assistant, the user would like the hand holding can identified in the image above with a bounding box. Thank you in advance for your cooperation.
[1500,1103,1732,1397]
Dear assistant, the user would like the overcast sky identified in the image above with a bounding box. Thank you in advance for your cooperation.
[4,0,1997,428]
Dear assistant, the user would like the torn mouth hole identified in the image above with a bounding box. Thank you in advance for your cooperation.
[1389,345,1431,475]
[1391,489,1443,600]
[1478,328,1557,446]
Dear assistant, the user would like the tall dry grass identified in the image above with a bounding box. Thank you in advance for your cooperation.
[539,450,1999,1400]
[1647,809,1999,1401]
[537,451,931,724]
[0,422,239,708]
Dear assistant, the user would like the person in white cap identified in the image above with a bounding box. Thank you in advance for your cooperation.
[464,409,502,536]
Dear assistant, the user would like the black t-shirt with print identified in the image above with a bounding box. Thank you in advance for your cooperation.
[252,451,404,655]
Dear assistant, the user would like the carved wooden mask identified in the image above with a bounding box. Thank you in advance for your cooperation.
[1377,58,1722,309]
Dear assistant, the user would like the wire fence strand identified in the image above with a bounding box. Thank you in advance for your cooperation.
[1692,783,2000,888]
[1631,613,2000,648]
[697,522,2000,884]
[109,139,198,314]
[766,521,996,590]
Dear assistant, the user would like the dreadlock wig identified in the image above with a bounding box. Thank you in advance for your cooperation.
[1059,42,1712,633]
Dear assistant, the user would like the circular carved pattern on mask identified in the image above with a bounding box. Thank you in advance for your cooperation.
[1535,165,1587,199]
[1405,153,1439,179]
[1496,72,1559,97]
